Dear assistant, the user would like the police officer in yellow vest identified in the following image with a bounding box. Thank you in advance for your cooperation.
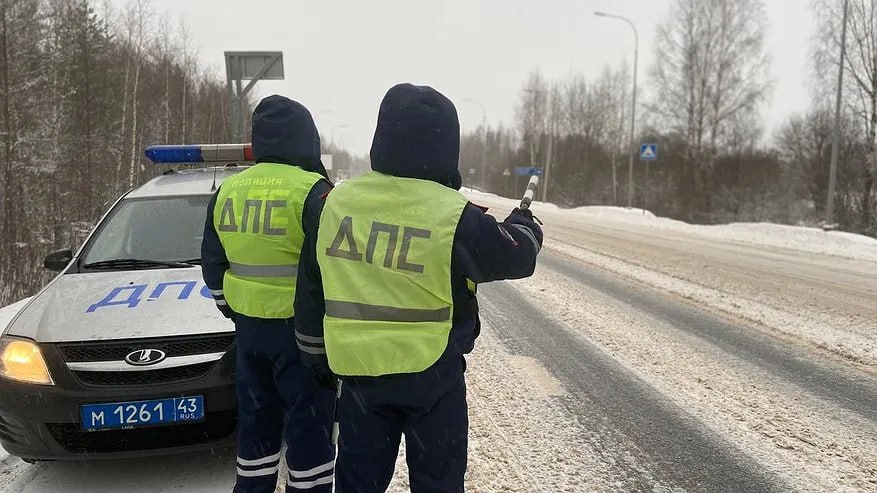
[295,84,543,492]
[201,95,336,493]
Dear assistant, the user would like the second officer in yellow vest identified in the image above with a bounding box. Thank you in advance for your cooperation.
[201,95,336,493]
[295,84,543,492]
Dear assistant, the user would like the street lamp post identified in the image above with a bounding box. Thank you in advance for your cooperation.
[595,11,639,209]
[462,98,488,191]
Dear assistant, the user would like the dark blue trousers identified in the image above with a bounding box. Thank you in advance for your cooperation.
[233,315,336,493]
[335,374,468,493]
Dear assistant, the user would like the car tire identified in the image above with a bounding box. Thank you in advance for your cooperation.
[21,458,42,464]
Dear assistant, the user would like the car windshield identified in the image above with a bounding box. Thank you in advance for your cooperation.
[81,195,210,266]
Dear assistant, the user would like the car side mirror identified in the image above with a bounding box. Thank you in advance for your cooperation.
[44,248,73,272]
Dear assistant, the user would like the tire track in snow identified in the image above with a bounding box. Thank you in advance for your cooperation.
[517,254,877,491]
[480,281,783,493]
[539,252,877,423]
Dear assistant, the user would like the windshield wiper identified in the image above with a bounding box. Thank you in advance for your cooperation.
[177,258,202,265]
[82,258,193,270]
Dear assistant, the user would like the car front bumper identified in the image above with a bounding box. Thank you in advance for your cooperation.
[0,342,237,460]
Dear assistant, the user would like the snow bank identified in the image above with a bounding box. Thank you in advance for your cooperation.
[467,190,877,262]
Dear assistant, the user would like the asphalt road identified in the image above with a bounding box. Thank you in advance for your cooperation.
[481,278,786,492]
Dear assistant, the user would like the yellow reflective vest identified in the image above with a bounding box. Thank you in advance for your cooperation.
[215,163,323,319]
[316,171,470,376]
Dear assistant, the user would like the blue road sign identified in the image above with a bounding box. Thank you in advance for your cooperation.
[640,143,658,161]
[515,166,544,177]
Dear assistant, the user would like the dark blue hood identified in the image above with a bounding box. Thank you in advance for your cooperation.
[252,95,328,177]
[370,84,461,190]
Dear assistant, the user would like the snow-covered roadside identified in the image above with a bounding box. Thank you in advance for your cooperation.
[467,191,877,262]
[549,241,876,367]
[513,268,877,492]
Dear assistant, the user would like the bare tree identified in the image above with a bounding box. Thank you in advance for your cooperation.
[116,0,150,188]
[650,0,771,213]
[542,84,561,202]
[814,0,877,232]
[178,18,196,143]
[0,0,251,305]
[0,0,44,296]
[516,69,549,169]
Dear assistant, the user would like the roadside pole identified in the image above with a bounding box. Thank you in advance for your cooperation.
[639,143,657,215]
[224,52,285,142]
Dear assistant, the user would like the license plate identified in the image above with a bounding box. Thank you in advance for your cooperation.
[80,396,204,431]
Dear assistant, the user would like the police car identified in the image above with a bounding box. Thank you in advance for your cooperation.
[0,144,252,461]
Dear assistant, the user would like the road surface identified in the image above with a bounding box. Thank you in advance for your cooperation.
[1,194,875,492]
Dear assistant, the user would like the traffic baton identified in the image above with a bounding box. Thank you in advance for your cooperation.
[331,380,342,445]
[520,176,540,210]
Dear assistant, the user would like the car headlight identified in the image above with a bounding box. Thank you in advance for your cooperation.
[0,337,54,385]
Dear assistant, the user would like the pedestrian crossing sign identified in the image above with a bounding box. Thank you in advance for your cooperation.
[640,143,658,161]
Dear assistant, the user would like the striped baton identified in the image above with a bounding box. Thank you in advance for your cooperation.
[519,176,540,210]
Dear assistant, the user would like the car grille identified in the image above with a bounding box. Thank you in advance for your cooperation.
[58,334,235,362]
[72,362,216,386]
[46,410,236,454]
[57,334,234,387]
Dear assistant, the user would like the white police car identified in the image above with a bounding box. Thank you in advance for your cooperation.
[0,144,253,461]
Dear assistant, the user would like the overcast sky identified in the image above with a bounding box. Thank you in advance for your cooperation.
[110,0,816,155]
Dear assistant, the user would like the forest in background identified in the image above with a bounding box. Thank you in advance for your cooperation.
[459,0,876,241]
[0,0,241,304]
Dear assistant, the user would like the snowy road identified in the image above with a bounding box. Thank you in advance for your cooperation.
[447,193,876,491]
[1,195,876,491]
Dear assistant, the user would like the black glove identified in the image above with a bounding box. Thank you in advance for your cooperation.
[511,207,533,220]
[505,208,544,247]
[216,302,237,322]
[313,365,338,391]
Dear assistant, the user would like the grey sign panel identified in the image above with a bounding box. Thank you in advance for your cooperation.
[224,52,284,80]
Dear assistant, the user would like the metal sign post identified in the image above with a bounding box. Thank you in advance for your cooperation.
[225,51,285,143]
[514,167,543,202]
[639,144,657,215]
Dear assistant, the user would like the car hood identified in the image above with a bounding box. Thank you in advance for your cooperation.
[4,269,233,343]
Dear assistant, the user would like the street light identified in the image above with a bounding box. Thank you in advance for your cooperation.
[461,98,488,191]
[595,11,639,209]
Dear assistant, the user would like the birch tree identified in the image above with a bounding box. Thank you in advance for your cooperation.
[650,0,771,211]
[814,0,877,233]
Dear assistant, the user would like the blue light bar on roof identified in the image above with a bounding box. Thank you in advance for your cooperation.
[145,144,254,164]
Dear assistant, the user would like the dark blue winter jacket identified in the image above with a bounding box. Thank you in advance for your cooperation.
[295,84,542,400]
[201,95,332,315]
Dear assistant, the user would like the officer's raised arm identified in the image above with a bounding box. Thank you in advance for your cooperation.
[453,203,543,284]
